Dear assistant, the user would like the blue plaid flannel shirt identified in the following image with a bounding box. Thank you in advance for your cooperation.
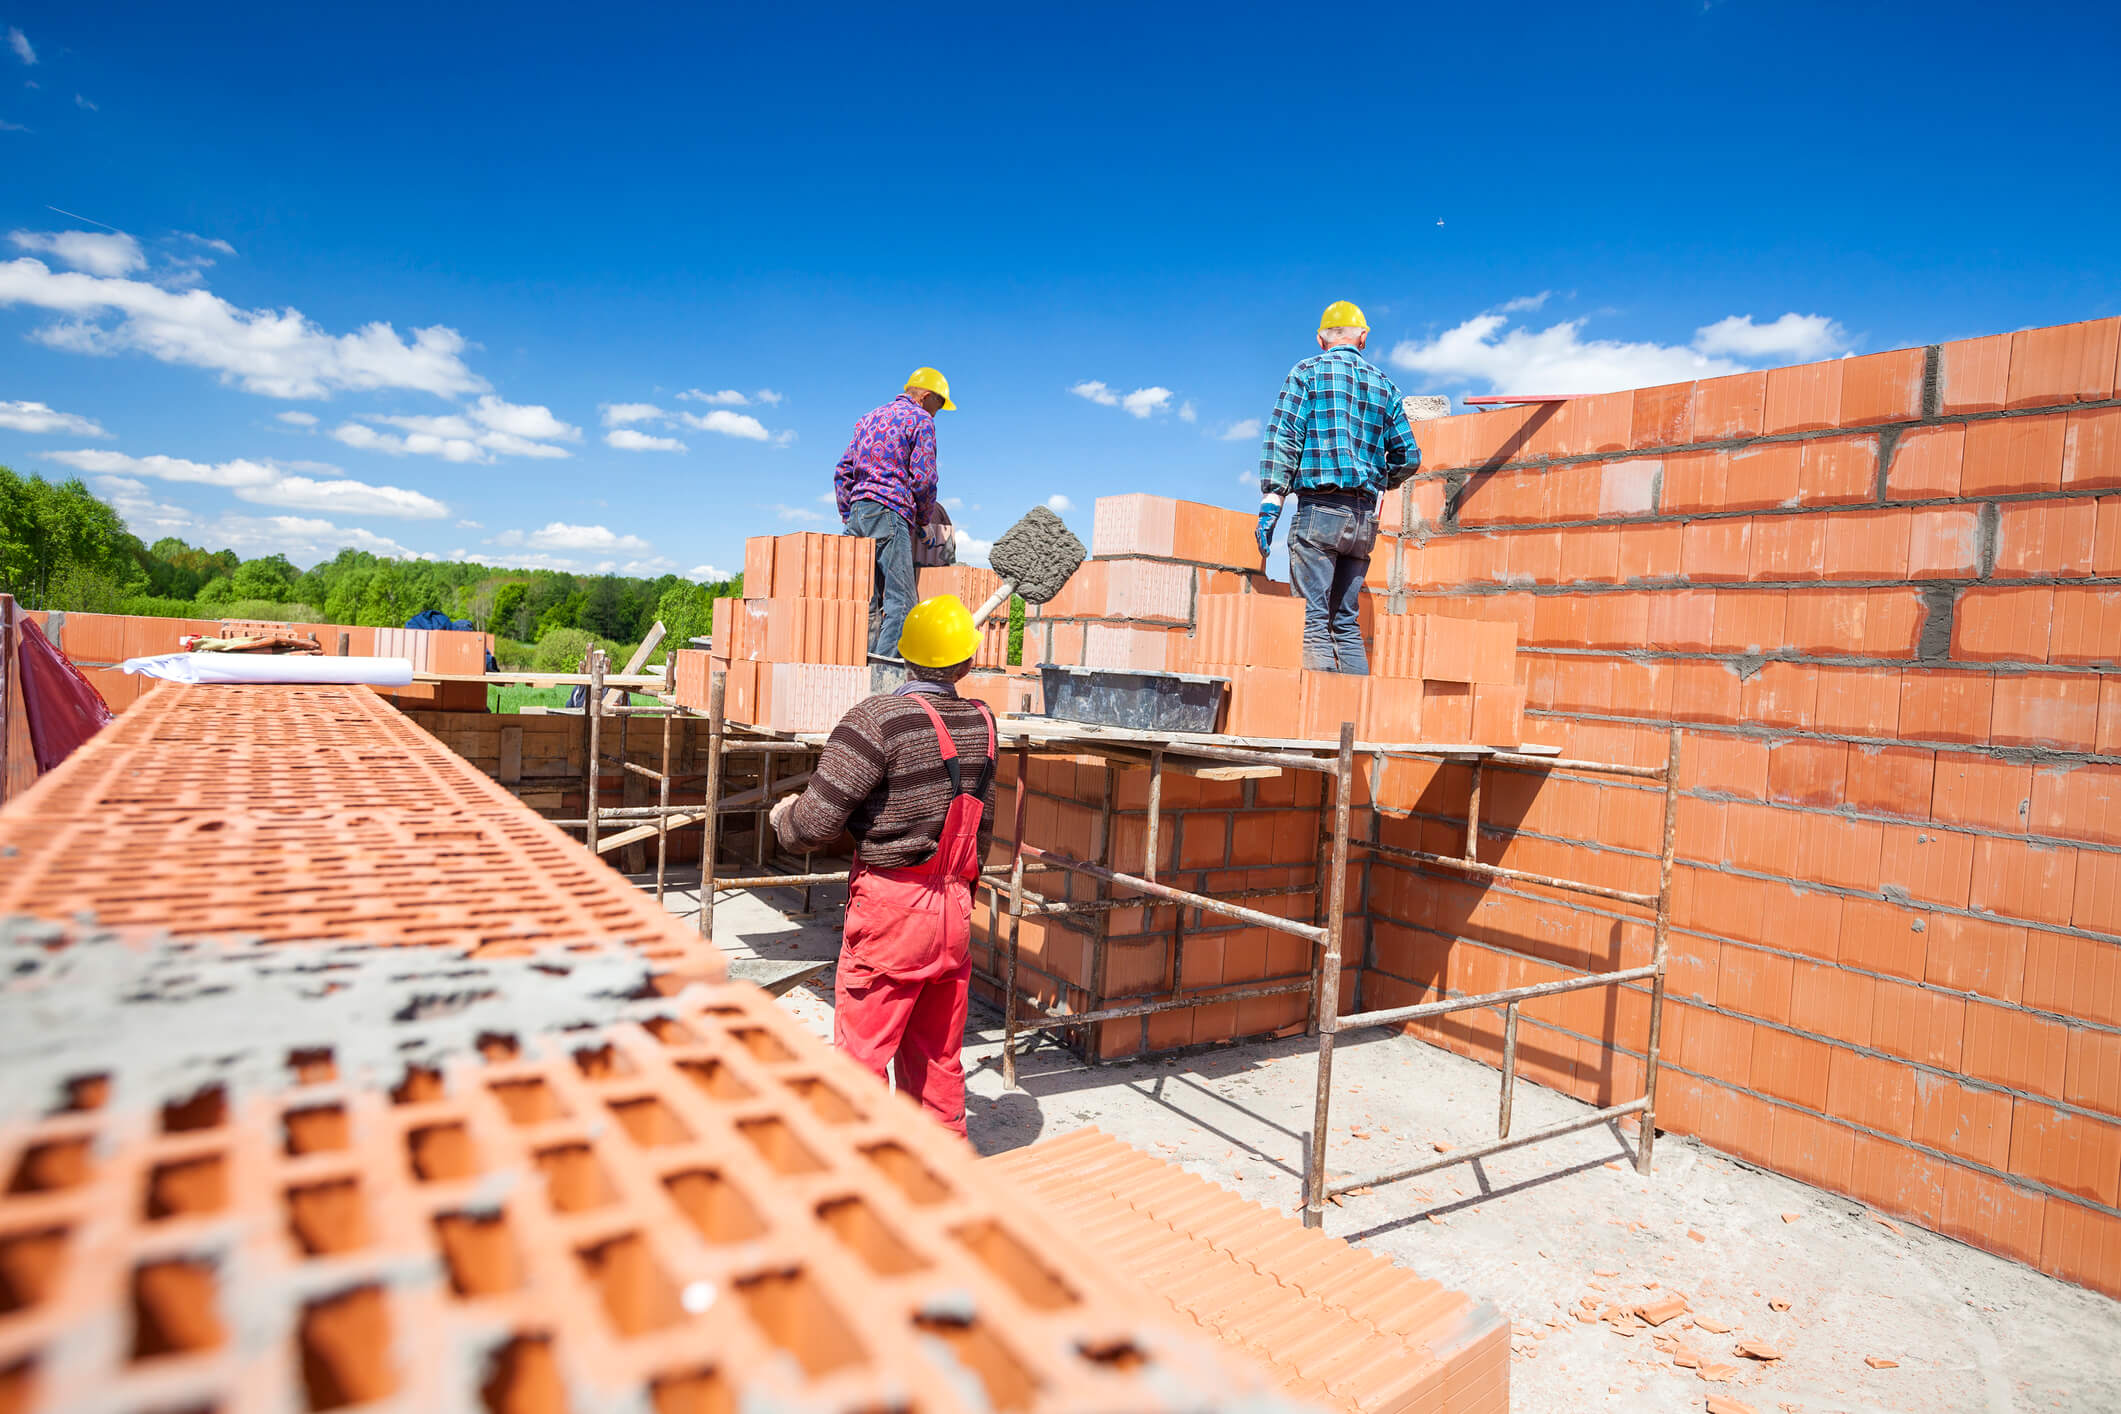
[1258,344,1419,499]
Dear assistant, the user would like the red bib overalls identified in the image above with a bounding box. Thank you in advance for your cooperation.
[832,693,993,1137]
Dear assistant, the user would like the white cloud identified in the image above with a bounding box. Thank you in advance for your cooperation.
[276,410,318,427]
[332,397,577,462]
[1692,313,1850,362]
[953,528,992,566]
[181,233,237,257]
[86,475,420,565]
[495,521,652,553]
[1218,417,1261,442]
[606,428,686,452]
[1046,494,1073,513]
[0,254,487,399]
[770,503,823,523]
[48,448,450,520]
[679,388,750,406]
[1121,386,1172,419]
[1498,291,1552,314]
[754,389,783,406]
[1389,312,1748,395]
[0,399,109,436]
[456,519,483,529]
[942,496,963,510]
[73,93,94,111]
[680,408,771,441]
[772,429,797,447]
[7,28,33,65]
[601,401,664,426]
[0,120,27,133]
[10,229,146,277]
[1069,380,1119,407]
[686,564,727,582]
[1178,400,1197,423]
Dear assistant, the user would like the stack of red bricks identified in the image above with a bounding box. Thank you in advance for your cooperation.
[1355,315,2121,1301]
[691,531,875,732]
[917,564,1045,717]
[22,611,492,713]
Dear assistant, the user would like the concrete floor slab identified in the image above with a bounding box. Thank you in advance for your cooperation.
[669,876,2121,1414]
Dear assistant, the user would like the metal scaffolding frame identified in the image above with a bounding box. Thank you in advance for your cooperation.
[562,656,1681,1230]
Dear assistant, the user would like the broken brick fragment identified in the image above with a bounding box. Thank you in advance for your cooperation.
[1634,1294,1690,1327]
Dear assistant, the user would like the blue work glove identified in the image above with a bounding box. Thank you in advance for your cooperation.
[1256,493,1284,559]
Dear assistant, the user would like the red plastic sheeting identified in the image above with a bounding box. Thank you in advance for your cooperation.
[16,617,112,770]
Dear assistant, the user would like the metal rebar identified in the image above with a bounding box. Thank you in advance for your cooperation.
[1638,724,1682,1176]
[1302,721,1357,1231]
[1483,750,1668,781]
[1002,745,1030,1091]
[1465,761,1483,864]
[1499,1001,1519,1139]
[1336,964,1660,1032]
[1084,764,1118,1063]
[621,760,666,781]
[1018,845,1327,941]
[1143,749,1164,885]
[713,870,849,889]
[1008,978,1314,1032]
[585,650,605,854]
[755,752,773,870]
[654,706,673,903]
[699,670,724,940]
[1358,836,1658,908]
[1326,1099,1649,1199]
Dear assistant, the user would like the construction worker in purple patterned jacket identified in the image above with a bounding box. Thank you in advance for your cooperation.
[835,367,957,661]
[1255,301,1421,674]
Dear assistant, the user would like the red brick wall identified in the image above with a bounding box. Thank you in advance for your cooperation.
[1360,317,2121,1297]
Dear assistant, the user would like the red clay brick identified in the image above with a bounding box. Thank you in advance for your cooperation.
[1769,1104,1858,1192]
[2104,678,2121,756]
[1931,753,2032,832]
[2008,1102,2121,1206]
[1873,978,1967,1069]
[1559,524,1623,583]
[1952,587,2053,662]
[1847,1132,1947,1229]
[1905,505,1982,577]
[1682,518,1754,581]
[1838,895,1930,980]
[1845,744,1934,816]
[2075,850,2121,938]
[1798,435,1879,505]
[1963,413,2068,495]
[2006,317,2121,409]
[1899,670,1994,745]
[1782,589,1873,656]
[1711,590,1788,654]
[1751,1026,1832,1110]
[1991,673,2101,752]
[1632,380,1695,449]
[2061,404,2121,490]
[1689,372,1766,442]
[1766,739,1847,807]
[1661,447,1727,512]
[2020,929,2121,1027]
[1721,442,1802,510]
[1925,913,2028,1002]
[1740,662,1819,730]
[2064,1027,2121,1117]
[1970,837,2080,929]
[1939,332,2013,415]
[1617,521,1683,582]
[1878,824,1976,909]
[1763,359,1844,435]
[1504,528,1563,585]
[1941,1166,2049,1267]
[1788,956,1873,1044]
[1912,1077,2015,1169]
[1748,513,1826,581]
[1887,423,1966,500]
[2049,588,2121,665]
[1962,1001,2069,1097]
[1671,660,1743,724]
[1813,666,1903,738]
[2029,762,2121,846]
[1996,498,2098,577]
[1718,944,1795,1024]
[1821,507,1912,580]
[1826,1046,1914,1135]
[1599,458,1663,516]
[1839,347,1928,428]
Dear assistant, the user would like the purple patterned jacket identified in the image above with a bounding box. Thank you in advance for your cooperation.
[833,393,938,528]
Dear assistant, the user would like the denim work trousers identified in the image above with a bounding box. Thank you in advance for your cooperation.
[846,498,916,659]
[1287,493,1376,674]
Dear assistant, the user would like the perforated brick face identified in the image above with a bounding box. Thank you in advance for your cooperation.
[0,930,1308,1413]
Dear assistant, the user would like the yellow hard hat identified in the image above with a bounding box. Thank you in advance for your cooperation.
[897,594,981,668]
[905,366,956,411]
[1318,300,1369,332]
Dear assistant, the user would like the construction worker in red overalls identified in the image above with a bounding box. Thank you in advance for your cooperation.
[770,595,992,1136]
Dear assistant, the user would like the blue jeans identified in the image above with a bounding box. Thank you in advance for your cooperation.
[1287,494,1375,674]
[847,498,915,659]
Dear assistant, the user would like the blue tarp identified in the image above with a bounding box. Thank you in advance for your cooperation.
[404,609,498,673]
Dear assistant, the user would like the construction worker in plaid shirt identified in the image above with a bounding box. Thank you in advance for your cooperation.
[1255,301,1420,674]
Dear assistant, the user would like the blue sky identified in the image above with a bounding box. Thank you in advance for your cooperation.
[1,1,2116,580]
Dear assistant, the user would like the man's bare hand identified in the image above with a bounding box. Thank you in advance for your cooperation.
[769,795,796,837]
[922,520,951,548]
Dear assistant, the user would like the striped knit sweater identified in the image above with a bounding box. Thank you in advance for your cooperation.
[774,690,996,870]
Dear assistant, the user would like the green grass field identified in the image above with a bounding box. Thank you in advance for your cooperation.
[487,685,662,712]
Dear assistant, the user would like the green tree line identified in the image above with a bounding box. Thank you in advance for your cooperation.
[0,466,741,656]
